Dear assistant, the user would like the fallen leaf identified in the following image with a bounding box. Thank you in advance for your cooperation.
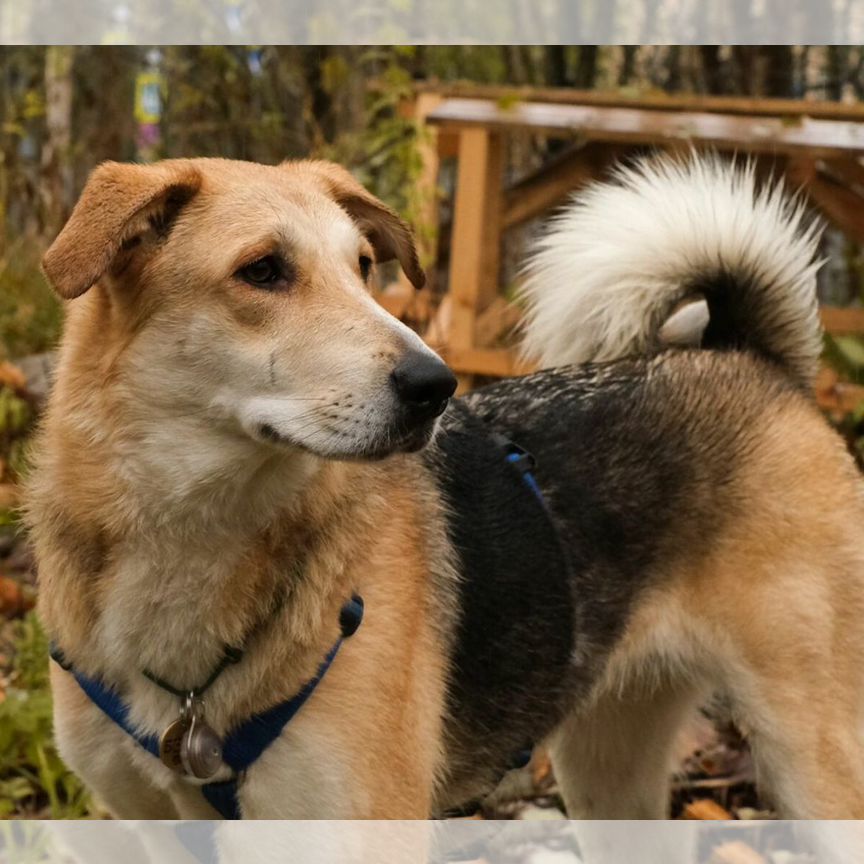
[0,362,26,393]
[683,799,732,820]
[0,576,26,617]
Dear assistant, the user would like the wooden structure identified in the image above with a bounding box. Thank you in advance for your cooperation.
[377,84,864,411]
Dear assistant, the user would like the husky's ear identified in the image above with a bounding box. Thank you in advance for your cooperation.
[42,160,202,300]
[300,160,425,289]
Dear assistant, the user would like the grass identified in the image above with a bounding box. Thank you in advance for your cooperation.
[0,235,79,819]
[0,236,62,362]
[0,612,92,818]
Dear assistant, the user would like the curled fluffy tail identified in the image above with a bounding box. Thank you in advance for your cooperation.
[518,155,824,389]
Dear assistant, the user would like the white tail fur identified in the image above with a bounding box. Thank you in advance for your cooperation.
[518,155,824,389]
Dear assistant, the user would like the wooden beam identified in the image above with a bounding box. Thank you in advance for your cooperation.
[789,159,864,243]
[821,156,864,194]
[503,142,622,230]
[412,81,864,122]
[438,131,460,160]
[441,346,537,378]
[475,297,524,347]
[428,98,864,159]
[446,127,505,368]
[821,306,864,335]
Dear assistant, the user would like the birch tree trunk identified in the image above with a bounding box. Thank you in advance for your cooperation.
[40,46,74,236]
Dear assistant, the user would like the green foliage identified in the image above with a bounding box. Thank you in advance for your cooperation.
[0,383,32,524]
[319,51,440,269]
[424,46,511,82]
[0,613,92,818]
[822,332,864,466]
[0,237,62,361]
[830,397,864,469]
[321,52,417,203]
[825,332,864,383]
[0,388,31,438]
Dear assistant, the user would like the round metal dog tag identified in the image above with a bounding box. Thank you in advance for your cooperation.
[180,722,223,780]
[159,719,189,773]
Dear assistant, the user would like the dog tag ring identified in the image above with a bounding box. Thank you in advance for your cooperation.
[180,695,223,780]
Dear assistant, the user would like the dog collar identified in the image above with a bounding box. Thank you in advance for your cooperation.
[50,594,364,819]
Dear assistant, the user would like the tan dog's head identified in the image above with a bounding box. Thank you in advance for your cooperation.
[42,158,456,461]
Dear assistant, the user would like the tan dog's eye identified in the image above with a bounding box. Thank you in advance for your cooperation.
[359,255,373,282]
[238,255,285,288]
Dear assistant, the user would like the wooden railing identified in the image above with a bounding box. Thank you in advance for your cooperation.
[378,86,864,414]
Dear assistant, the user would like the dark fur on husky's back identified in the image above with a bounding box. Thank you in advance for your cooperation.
[428,348,802,806]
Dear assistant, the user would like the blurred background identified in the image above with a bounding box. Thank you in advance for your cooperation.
[2,44,864,821]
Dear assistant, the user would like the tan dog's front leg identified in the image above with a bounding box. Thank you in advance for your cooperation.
[239,708,434,818]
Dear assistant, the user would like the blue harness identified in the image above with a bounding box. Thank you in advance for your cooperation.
[50,436,547,820]
[51,595,364,820]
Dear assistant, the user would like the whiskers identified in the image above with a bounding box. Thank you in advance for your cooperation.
[150,395,332,424]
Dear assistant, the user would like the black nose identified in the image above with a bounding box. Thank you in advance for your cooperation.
[391,351,457,420]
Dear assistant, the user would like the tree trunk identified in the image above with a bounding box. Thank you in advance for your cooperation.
[302,47,336,148]
[575,46,598,89]
[731,46,756,95]
[619,46,638,86]
[40,46,75,236]
[699,46,724,94]
[761,46,794,98]
[546,46,570,88]
[826,46,847,101]
[666,46,682,92]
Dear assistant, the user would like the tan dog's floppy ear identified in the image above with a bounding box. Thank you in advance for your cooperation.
[42,160,202,300]
[301,161,425,289]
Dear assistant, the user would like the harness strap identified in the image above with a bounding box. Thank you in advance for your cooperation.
[221,595,363,773]
[52,594,364,820]
[201,630,352,819]
[490,433,555,792]
[491,433,545,505]
[49,650,162,759]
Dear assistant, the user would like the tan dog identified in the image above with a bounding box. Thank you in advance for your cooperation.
[28,155,864,819]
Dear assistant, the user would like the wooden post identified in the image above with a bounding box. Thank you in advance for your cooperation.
[789,157,864,244]
[446,128,505,390]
